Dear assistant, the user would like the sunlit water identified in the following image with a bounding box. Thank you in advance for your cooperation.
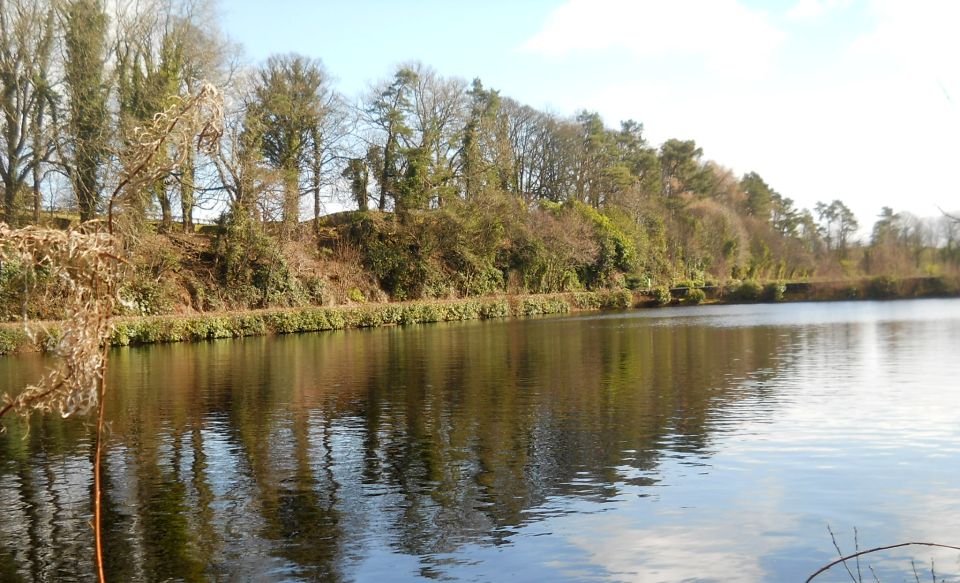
[2,299,960,582]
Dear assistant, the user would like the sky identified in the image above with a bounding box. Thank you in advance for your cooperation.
[222,0,960,229]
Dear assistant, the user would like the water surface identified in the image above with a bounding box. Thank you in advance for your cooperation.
[2,299,960,582]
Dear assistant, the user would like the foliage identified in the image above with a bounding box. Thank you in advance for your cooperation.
[348,287,365,303]
[212,211,304,308]
[686,288,707,304]
[762,281,786,302]
[652,286,673,306]
[570,201,639,287]
[865,275,898,299]
[727,279,763,302]
[0,290,641,355]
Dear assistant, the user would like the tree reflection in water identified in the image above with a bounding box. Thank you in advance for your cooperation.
[0,311,786,581]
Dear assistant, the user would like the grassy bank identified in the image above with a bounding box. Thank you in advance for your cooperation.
[2,276,957,357]
[0,289,633,356]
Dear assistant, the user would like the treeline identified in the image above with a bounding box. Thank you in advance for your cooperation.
[1,0,958,316]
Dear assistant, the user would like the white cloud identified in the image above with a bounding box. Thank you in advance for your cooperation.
[851,0,960,80]
[521,0,785,77]
[787,0,852,21]
[521,0,960,227]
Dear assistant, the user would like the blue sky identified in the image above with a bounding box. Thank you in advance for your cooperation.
[223,0,960,228]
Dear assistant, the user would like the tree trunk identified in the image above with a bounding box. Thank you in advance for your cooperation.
[312,144,322,237]
[156,183,172,233]
[180,154,195,233]
[3,174,18,227]
[281,166,299,240]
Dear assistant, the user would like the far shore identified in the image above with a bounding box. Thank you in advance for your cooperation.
[1,275,957,356]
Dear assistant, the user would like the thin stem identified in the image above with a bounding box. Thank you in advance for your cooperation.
[806,543,960,583]
[93,346,108,583]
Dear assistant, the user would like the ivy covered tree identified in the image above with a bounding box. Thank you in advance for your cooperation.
[249,54,330,238]
[61,0,109,223]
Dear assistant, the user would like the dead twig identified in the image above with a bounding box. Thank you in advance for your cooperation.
[806,542,960,583]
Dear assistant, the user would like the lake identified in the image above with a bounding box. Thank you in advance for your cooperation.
[2,299,960,582]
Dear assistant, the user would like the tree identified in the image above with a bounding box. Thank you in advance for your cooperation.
[572,110,622,208]
[616,119,660,196]
[115,6,185,231]
[113,0,229,233]
[61,0,109,223]
[740,171,773,221]
[342,157,369,211]
[460,78,511,201]
[306,85,347,234]
[250,53,330,238]
[659,139,706,199]
[871,206,901,245]
[0,0,56,225]
[770,193,800,237]
[363,67,416,214]
[815,199,858,257]
[404,62,465,208]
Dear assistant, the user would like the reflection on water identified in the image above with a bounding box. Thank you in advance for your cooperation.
[2,299,960,581]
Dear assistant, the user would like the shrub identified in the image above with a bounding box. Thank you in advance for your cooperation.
[653,286,673,306]
[866,275,898,299]
[762,281,786,302]
[212,210,301,308]
[728,279,762,302]
[120,279,177,316]
[480,299,510,319]
[0,327,29,355]
[348,288,366,303]
[517,296,571,316]
[625,274,651,290]
[686,288,706,304]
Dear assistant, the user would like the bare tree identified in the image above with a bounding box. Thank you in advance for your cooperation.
[0,0,57,225]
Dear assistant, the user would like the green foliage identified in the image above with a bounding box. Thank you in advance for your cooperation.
[571,201,639,287]
[685,288,707,304]
[348,288,365,303]
[212,211,304,308]
[866,275,898,299]
[0,259,67,320]
[120,279,176,316]
[762,281,786,302]
[653,286,673,306]
[516,296,571,316]
[102,292,632,351]
[571,289,633,309]
[0,327,30,354]
[727,280,763,302]
[674,278,705,289]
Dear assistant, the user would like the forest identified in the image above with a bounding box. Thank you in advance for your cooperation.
[1,0,958,321]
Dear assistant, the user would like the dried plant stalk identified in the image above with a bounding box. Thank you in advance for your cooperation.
[0,224,127,419]
[0,78,223,583]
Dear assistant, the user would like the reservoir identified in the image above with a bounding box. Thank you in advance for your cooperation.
[2,299,960,581]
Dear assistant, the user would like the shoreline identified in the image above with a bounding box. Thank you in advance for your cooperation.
[1,276,957,356]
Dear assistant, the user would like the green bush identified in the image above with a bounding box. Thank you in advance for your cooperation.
[213,211,303,308]
[517,296,571,316]
[762,281,786,302]
[866,275,898,299]
[625,274,651,290]
[571,201,639,287]
[728,279,763,302]
[480,299,510,319]
[121,279,177,316]
[685,288,706,304]
[0,327,29,355]
[348,288,366,303]
[653,286,673,306]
